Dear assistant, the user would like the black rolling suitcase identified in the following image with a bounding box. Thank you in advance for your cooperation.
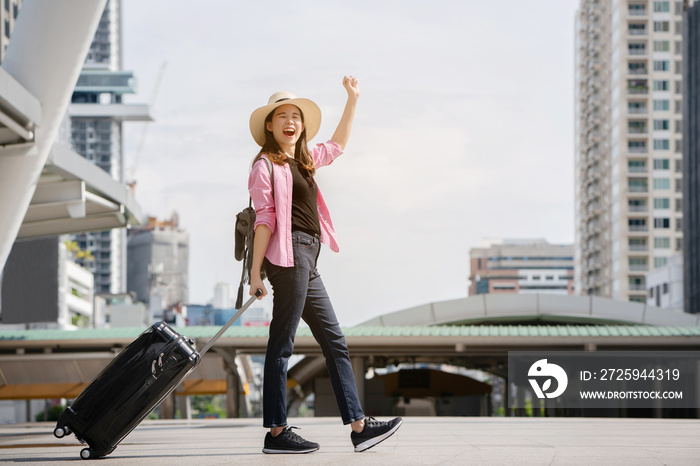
[54,292,261,460]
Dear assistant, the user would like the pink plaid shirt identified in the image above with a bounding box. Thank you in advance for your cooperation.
[248,140,343,267]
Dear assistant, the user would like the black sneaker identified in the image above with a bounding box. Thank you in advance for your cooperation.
[262,426,319,454]
[351,417,403,452]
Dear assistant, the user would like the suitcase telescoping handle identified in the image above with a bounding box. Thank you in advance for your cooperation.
[198,289,263,357]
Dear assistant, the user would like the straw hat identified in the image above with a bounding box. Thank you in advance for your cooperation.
[249,91,322,147]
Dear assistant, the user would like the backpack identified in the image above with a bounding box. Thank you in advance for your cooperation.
[235,157,274,309]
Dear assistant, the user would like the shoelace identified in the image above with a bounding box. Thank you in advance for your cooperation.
[281,426,306,444]
[363,416,385,428]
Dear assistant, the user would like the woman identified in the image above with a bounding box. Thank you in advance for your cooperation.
[247,76,402,454]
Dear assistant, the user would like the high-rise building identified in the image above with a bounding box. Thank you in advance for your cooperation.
[575,0,685,304]
[213,282,232,309]
[646,253,683,308]
[70,0,151,294]
[682,0,700,313]
[468,239,575,296]
[127,214,189,318]
[0,238,94,330]
[0,0,21,62]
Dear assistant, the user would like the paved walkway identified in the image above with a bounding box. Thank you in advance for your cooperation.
[0,417,699,465]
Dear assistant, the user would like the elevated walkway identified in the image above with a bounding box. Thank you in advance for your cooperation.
[0,0,148,269]
[17,143,143,238]
[1,324,699,401]
[359,293,700,327]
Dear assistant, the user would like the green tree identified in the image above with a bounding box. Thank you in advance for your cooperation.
[191,395,226,418]
[35,404,65,422]
[64,240,95,263]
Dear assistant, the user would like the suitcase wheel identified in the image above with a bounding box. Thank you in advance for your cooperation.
[53,426,71,438]
[80,448,93,460]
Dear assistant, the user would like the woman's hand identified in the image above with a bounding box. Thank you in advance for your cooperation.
[343,75,360,101]
[249,274,267,299]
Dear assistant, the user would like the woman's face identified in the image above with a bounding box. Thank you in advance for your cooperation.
[266,104,304,149]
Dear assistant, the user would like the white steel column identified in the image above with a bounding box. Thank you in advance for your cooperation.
[0,0,107,272]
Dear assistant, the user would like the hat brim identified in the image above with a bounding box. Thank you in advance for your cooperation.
[249,97,321,147]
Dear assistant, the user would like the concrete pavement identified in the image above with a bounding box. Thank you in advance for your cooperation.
[0,416,699,465]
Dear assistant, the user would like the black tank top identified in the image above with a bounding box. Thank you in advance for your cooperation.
[290,160,320,236]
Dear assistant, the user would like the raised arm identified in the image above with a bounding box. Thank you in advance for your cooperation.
[331,76,360,150]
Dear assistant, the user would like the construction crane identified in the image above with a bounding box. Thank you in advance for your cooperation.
[126,60,168,192]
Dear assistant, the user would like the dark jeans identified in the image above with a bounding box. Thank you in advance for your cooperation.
[262,231,365,428]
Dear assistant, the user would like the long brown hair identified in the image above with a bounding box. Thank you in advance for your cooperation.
[253,106,315,180]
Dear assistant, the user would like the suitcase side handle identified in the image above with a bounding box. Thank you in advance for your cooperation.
[198,289,262,357]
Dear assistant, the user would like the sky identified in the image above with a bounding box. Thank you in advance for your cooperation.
[121,0,579,326]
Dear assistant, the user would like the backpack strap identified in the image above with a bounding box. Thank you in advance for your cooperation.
[237,157,275,309]
[249,156,274,208]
